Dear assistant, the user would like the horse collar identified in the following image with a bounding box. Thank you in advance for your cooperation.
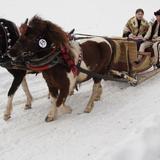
[0,21,12,52]
[26,47,61,71]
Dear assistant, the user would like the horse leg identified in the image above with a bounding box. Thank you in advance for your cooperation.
[58,103,72,115]
[21,77,33,109]
[84,80,102,113]
[94,83,102,101]
[45,84,59,122]
[57,72,75,114]
[45,96,58,122]
[45,87,71,122]
[4,71,26,121]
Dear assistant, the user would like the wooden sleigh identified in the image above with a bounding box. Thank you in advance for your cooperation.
[107,38,160,86]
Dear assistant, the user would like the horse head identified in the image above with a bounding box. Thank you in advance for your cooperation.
[8,16,69,60]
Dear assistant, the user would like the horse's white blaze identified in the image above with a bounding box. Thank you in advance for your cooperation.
[21,78,32,107]
[79,37,112,53]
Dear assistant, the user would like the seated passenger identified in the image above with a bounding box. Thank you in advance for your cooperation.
[139,9,160,67]
[123,8,149,50]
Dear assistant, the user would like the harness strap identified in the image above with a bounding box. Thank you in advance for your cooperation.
[27,64,53,71]
[27,48,56,63]
[26,49,60,66]
[26,50,62,71]
[77,65,109,80]
[60,46,78,76]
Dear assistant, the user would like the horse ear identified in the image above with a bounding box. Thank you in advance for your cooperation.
[24,18,29,25]
[19,18,29,35]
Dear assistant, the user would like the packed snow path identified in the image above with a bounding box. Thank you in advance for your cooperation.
[0,68,160,160]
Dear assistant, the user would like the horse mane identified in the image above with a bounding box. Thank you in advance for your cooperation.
[29,16,69,46]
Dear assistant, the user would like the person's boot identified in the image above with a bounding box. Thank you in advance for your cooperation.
[134,54,143,64]
[156,63,160,68]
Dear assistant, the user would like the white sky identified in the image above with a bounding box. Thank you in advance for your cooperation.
[0,0,159,36]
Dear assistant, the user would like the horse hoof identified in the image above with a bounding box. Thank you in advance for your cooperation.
[84,103,94,113]
[63,105,72,114]
[3,114,11,121]
[24,104,32,110]
[66,107,72,114]
[45,116,55,122]
[84,107,92,113]
[94,97,100,101]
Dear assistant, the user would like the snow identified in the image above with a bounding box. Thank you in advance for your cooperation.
[109,115,160,160]
[1,0,160,159]
[1,70,160,160]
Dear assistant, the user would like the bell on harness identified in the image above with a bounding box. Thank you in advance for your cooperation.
[0,19,19,69]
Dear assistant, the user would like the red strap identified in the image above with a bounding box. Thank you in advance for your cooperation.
[27,46,78,75]
[60,46,78,76]
[27,64,49,71]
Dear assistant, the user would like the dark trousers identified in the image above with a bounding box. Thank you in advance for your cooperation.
[135,39,144,50]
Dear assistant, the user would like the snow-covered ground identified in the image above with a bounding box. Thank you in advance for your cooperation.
[1,0,160,159]
[0,68,160,160]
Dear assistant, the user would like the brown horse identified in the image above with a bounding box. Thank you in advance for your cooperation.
[8,16,118,122]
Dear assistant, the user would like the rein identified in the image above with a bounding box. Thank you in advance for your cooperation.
[26,49,62,71]
[12,46,63,71]
[73,33,109,40]
[9,45,78,74]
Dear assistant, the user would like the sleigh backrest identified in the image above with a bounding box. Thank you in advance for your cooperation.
[111,38,137,72]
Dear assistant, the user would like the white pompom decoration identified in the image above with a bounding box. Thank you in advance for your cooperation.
[39,39,47,48]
